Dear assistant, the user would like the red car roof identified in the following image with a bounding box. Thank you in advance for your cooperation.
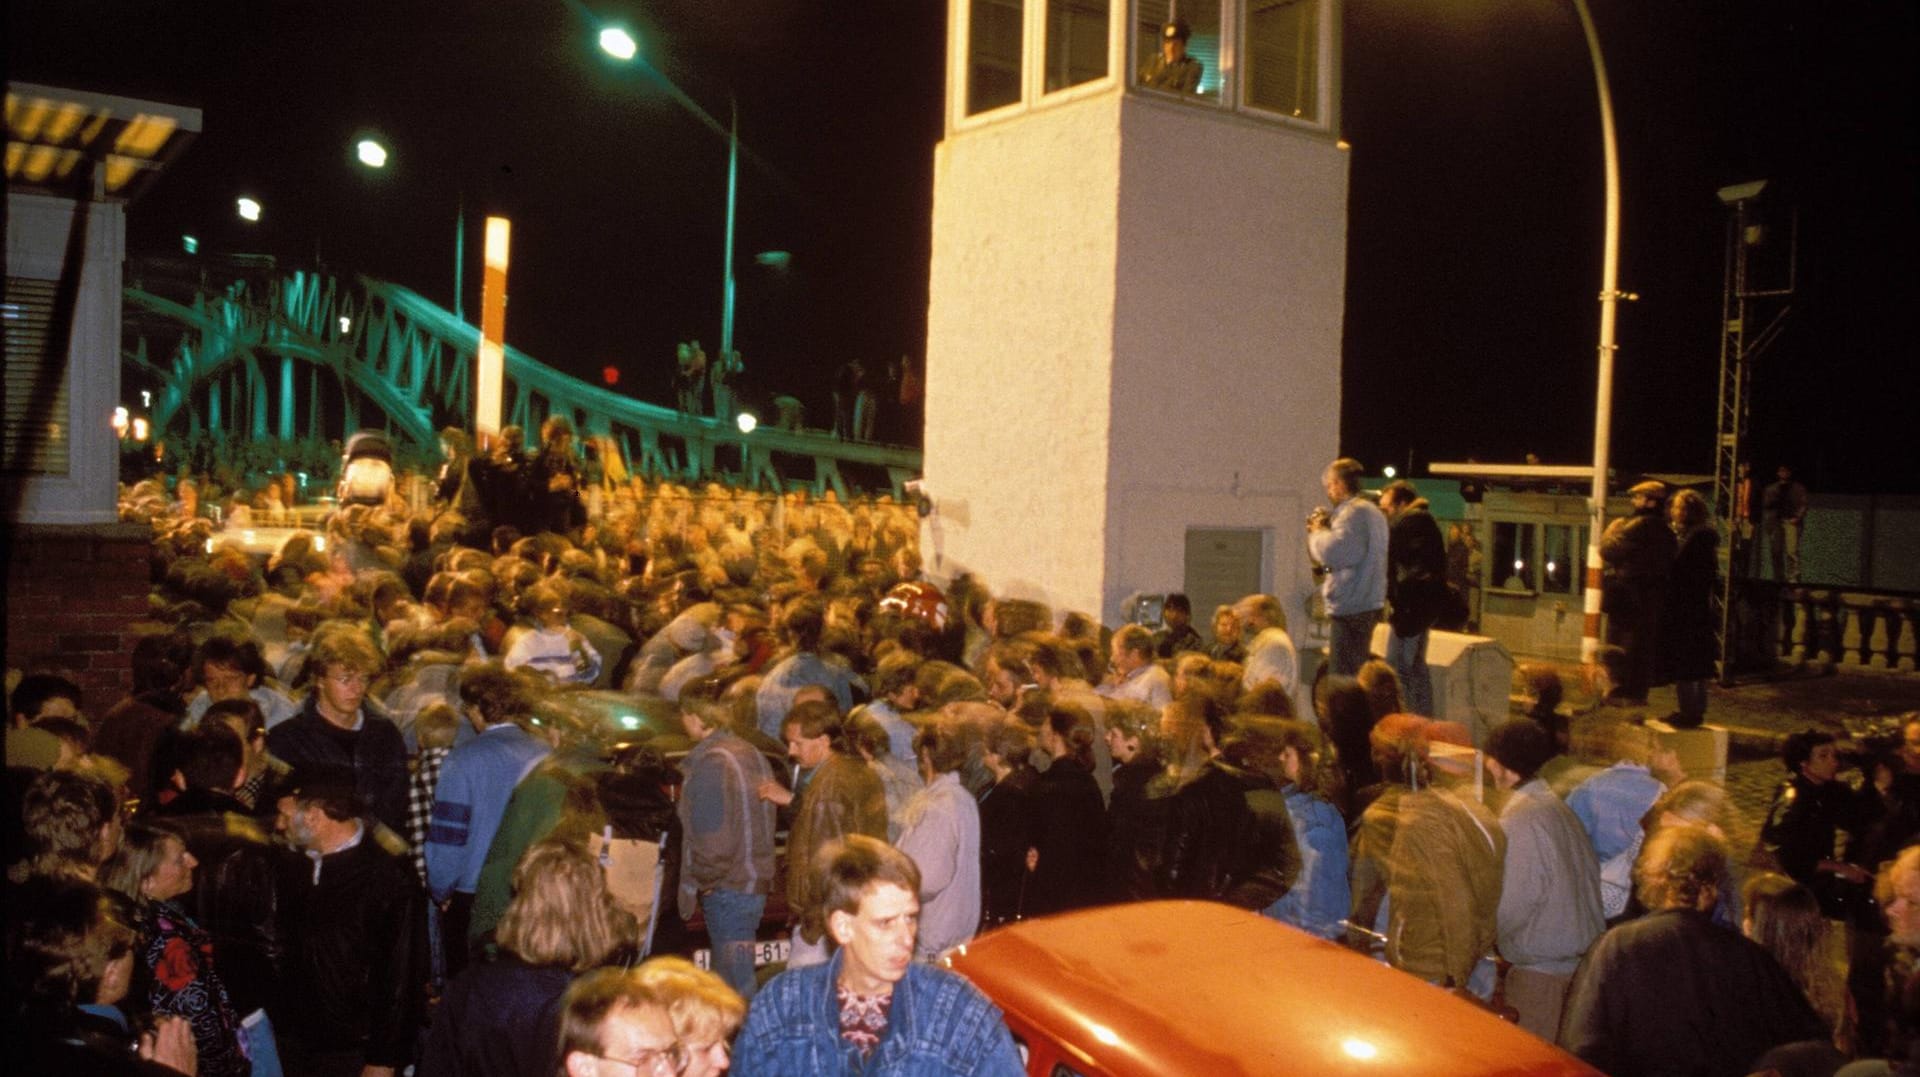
[945,901,1601,1077]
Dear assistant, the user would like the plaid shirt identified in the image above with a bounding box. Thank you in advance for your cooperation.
[408,746,450,882]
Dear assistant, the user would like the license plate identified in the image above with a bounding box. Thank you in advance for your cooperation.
[691,937,790,971]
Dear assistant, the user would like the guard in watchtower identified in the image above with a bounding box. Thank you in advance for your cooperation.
[1141,20,1203,94]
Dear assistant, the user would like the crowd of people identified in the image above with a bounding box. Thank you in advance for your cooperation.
[4,438,1918,1077]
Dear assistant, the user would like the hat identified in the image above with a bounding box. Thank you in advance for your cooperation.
[1629,480,1667,498]
[1162,19,1190,41]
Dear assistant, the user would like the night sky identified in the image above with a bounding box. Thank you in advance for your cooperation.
[10,1,1915,492]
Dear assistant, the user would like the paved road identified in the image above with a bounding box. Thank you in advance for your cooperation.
[1518,662,1920,858]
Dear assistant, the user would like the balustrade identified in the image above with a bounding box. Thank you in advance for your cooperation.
[1775,586,1919,675]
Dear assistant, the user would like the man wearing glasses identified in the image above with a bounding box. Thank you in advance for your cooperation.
[559,971,690,1077]
[267,624,412,838]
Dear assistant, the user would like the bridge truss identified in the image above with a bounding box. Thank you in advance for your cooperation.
[120,260,921,498]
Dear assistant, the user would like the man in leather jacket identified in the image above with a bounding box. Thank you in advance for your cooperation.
[273,773,426,1076]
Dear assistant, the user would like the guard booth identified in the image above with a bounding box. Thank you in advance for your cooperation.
[1461,484,1632,660]
[922,0,1348,649]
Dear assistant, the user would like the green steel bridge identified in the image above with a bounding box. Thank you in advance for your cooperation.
[120,258,921,498]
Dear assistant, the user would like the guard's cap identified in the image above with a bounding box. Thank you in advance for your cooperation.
[1163,19,1190,41]
[1629,480,1667,498]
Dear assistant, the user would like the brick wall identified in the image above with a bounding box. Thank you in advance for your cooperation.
[4,522,155,708]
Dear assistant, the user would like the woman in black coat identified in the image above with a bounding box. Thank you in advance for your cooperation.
[1025,702,1109,917]
[1660,489,1719,728]
[977,715,1040,926]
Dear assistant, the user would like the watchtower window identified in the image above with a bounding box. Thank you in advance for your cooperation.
[968,0,1026,115]
[1046,0,1112,93]
[1245,0,1320,122]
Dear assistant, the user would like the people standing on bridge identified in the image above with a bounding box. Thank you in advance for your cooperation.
[675,340,708,416]
[1598,480,1676,705]
[529,415,585,535]
[1763,463,1809,583]
[711,347,742,421]
[832,360,864,441]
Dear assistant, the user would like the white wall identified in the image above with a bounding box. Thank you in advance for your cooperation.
[4,191,126,525]
[923,92,1124,618]
[1107,95,1349,635]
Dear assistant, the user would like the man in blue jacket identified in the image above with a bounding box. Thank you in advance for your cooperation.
[426,662,550,975]
[1307,457,1389,676]
[732,835,1023,1076]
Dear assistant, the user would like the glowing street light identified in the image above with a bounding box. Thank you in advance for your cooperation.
[355,138,389,168]
[236,197,262,222]
[735,412,758,435]
[598,27,638,61]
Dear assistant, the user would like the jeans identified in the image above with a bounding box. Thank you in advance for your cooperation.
[1329,611,1378,676]
[702,889,767,1001]
[1386,628,1433,716]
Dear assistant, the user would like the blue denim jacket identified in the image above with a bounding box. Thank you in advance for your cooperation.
[733,951,1025,1077]
[1263,787,1350,939]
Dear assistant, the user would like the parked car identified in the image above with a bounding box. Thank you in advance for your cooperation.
[945,900,1600,1077]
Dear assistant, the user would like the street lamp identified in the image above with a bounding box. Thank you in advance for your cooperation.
[236,196,262,222]
[355,138,389,168]
[1569,0,1630,667]
[598,27,638,61]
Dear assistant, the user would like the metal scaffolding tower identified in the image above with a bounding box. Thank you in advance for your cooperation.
[1711,180,1795,682]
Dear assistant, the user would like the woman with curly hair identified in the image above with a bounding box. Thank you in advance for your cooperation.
[101,821,250,1077]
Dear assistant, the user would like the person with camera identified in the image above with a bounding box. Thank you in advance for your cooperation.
[1306,457,1389,678]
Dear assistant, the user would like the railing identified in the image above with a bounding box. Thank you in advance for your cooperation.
[1774,585,1919,674]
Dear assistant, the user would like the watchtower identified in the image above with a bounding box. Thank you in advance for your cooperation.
[921,1,1348,638]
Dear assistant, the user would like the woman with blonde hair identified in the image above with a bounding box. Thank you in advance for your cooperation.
[418,840,638,1076]
[633,956,746,1077]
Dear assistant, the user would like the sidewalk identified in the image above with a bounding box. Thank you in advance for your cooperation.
[1508,658,1920,856]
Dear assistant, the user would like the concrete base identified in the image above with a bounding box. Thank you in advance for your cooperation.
[1644,719,1730,785]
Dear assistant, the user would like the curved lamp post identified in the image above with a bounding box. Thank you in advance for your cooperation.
[1572,0,1625,667]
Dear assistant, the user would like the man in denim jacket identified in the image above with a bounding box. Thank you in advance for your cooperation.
[732,836,1023,1076]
